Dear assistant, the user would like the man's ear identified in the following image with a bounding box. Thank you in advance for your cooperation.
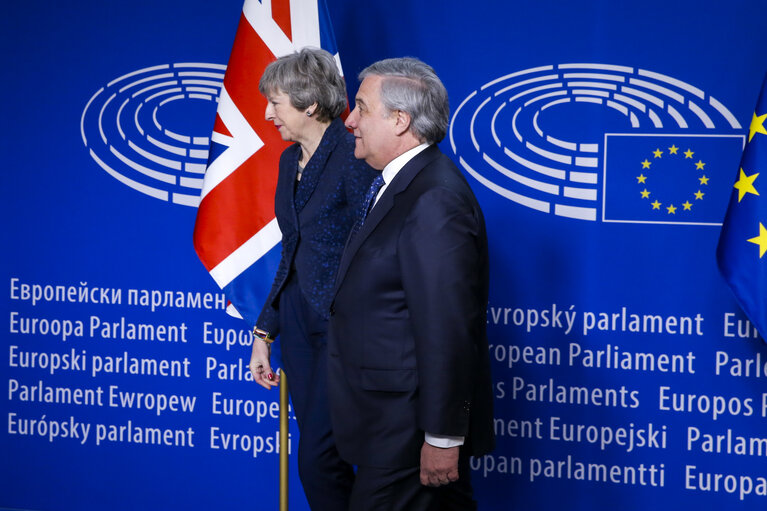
[392,109,412,136]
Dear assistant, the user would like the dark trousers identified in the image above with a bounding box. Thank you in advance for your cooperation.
[279,275,354,511]
[350,451,476,511]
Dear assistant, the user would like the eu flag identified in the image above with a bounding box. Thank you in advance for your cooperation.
[604,134,742,225]
[717,72,767,340]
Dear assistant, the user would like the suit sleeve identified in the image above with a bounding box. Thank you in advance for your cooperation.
[255,151,294,334]
[399,186,485,437]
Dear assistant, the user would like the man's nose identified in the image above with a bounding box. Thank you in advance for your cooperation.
[345,108,358,129]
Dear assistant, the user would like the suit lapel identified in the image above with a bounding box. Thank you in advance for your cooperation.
[277,145,301,229]
[334,145,441,292]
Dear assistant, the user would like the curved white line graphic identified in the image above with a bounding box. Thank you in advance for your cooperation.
[81,63,224,207]
[451,63,743,222]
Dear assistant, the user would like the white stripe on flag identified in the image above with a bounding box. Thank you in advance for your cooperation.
[243,0,297,58]
[290,0,321,48]
[199,87,263,201]
[209,218,282,288]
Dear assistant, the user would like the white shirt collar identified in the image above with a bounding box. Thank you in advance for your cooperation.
[380,143,430,186]
[372,143,430,207]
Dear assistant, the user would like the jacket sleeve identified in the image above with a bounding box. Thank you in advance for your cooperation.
[254,242,289,335]
[254,149,296,335]
[399,186,486,437]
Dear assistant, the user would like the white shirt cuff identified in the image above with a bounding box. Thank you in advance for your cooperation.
[425,432,465,448]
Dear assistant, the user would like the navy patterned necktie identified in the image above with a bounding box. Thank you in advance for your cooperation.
[350,174,385,239]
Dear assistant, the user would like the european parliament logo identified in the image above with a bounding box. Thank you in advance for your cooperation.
[80,63,225,207]
[450,63,745,224]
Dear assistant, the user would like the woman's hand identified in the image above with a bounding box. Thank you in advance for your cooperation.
[248,339,280,390]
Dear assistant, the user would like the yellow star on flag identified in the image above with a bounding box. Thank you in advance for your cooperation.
[684,149,694,159]
[748,222,767,258]
[653,148,663,158]
[717,79,767,340]
[640,189,650,198]
[682,201,692,210]
[733,168,760,202]
[641,159,651,169]
[637,174,647,183]
[695,160,705,170]
[749,111,767,143]
[651,200,661,210]
[694,190,705,200]
[669,145,679,154]
[699,175,709,185]
[667,204,677,214]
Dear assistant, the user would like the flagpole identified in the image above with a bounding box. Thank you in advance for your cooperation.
[280,371,289,511]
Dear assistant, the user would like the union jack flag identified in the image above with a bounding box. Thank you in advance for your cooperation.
[193,0,343,326]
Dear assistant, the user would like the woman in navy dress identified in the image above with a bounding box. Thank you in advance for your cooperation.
[247,47,376,511]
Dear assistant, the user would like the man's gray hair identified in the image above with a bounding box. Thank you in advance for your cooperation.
[359,57,449,145]
[259,47,347,122]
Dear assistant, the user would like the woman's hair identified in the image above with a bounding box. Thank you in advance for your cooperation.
[259,47,347,122]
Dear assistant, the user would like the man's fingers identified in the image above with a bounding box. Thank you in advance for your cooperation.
[419,466,458,487]
[420,468,440,487]
[420,442,460,486]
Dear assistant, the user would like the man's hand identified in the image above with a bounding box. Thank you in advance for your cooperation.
[419,442,459,487]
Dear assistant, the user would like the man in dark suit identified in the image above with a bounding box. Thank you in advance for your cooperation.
[328,57,495,510]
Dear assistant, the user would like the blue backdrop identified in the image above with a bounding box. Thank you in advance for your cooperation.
[3,1,767,509]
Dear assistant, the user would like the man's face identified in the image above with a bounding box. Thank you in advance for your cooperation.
[345,75,398,170]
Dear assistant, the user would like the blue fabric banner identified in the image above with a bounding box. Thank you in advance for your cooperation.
[3,1,767,510]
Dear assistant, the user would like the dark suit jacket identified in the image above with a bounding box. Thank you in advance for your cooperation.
[328,144,495,469]
[256,118,376,334]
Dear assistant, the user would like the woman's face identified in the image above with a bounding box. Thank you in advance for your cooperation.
[264,89,311,143]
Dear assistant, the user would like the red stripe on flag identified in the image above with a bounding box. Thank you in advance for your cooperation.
[272,0,292,41]
[213,113,232,138]
[194,13,289,270]
[223,15,280,140]
[194,147,283,269]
